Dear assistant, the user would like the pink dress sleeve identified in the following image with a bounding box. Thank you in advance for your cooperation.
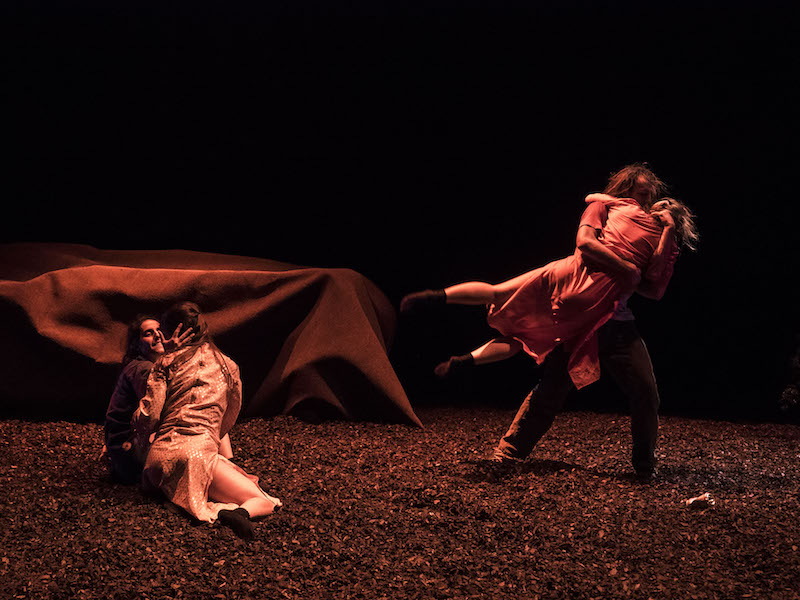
[579,201,608,231]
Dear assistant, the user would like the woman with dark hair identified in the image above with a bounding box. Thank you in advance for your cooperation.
[132,302,281,540]
[103,315,195,484]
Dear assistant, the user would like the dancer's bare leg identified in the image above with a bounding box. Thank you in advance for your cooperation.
[209,459,281,519]
[470,337,523,365]
[401,270,535,314]
[219,434,233,459]
[436,337,523,378]
[444,271,535,306]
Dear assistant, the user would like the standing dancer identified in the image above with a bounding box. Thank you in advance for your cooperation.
[402,164,697,479]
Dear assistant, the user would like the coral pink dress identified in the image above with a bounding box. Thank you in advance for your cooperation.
[487,194,677,389]
[133,342,281,522]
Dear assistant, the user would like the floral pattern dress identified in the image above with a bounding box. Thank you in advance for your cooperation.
[133,342,280,522]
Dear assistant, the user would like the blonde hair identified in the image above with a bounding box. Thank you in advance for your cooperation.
[655,198,699,252]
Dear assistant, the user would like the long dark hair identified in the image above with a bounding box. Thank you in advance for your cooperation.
[604,163,667,205]
[121,314,159,366]
[159,301,235,390]
[160,301,210,348]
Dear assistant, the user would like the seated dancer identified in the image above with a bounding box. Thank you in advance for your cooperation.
[102,314,200,484]
[402,164,698,479]
[132,302,282,539]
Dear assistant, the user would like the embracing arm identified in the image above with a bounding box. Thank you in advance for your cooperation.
[638,222,678,300]
[103,361,152,458]
[576,226,642,289]
[218,356,243,455]
[130,363,168,458]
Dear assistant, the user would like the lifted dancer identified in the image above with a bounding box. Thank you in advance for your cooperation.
[402,164,698,479]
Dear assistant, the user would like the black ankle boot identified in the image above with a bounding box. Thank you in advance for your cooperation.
[434,354,474,379]
[218,507,254,540]
[400,289,446,314]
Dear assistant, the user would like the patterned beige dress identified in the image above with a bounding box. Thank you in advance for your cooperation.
[133,342,280,522]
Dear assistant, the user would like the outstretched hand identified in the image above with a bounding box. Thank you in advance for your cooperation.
[162,323,194,352]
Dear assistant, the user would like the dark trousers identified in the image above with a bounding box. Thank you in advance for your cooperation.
[495,320,660,473]
[108,451,143,485]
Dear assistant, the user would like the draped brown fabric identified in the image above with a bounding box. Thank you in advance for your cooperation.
[0,243,421,426]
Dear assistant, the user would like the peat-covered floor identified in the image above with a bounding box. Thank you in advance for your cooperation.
[1,406,799,600]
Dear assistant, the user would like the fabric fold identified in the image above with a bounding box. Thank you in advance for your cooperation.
[0,243,420,426]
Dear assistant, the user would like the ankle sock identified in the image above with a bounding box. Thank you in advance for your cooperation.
[400,289,447,314]
[434,354,474,378]
[218,507,254,540]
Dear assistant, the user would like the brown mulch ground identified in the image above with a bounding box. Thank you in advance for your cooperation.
[2,406,799,600]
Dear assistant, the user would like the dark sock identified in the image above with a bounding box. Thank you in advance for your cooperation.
[400,289,447,314]
[434,354,474,378]
[218,507,254,540]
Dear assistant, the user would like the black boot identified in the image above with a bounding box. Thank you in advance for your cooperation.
[400,289,447,314]
[434,354,475,379]
[218,507,254,540]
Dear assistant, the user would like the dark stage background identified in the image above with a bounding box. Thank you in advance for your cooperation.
[3,2,798,420]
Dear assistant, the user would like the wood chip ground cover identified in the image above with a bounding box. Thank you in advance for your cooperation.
[1,406,798,599]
